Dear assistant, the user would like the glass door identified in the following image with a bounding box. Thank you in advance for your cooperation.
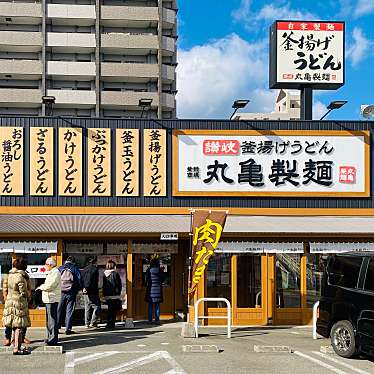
[133,253,175,320]
[273,254,303,324]
[234,254,267,325]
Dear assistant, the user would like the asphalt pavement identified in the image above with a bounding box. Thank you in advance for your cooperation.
[1,323,373,374]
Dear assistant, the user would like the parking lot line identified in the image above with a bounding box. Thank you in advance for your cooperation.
[312,352,371,374]
[74,351,119,366]
[64,352,75,374]
[93,351,164,374]
[294,351,348,374]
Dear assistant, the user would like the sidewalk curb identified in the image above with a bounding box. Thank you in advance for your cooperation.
[254,345,293,353]
[0,346,63,354]
[182,345,219,353]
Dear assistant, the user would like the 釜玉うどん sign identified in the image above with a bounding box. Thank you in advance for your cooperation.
[173,130,370,197]
[269,21,344,89]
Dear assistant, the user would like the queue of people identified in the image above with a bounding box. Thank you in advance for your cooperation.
[1,255,151,353]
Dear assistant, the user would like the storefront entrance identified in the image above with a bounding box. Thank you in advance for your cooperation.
[204,252,324,326]
[133,253,175,320]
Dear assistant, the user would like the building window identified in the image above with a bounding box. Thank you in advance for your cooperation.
[0,253,12,304]
[276,254,301,308]
[237,255,262,308]
[206,254,231,308]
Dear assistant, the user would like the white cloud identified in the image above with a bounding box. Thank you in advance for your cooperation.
[347,27,371,67]
[354,0,374,18]
[176,34,275,119]
[232,1,317,29]
[232,0,251,22]
[313,101,327,120]
[256,4,316,22]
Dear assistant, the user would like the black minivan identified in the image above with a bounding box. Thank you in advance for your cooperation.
[317,252,374,358]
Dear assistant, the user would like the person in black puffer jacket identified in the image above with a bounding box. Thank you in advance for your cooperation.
[82,257,101,328]
[145,257,165,324]
[102,260,122,329]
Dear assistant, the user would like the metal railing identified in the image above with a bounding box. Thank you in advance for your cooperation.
[194,297,231,338]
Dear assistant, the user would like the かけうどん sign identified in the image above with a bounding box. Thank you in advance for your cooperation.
[269,21,345,89]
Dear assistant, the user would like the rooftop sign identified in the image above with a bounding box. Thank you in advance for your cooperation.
[269,20,345,89]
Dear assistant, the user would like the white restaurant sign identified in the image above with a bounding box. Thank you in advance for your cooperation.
[216,242,304,254]
[0,241,57,254]
[310,242,374,253]
[270,21,345,89]
[173,130,370,197]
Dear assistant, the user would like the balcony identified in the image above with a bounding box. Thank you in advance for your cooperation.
[161,64,175,83]
[101,33,158,55]
[162,36,175,56]
[101,91,158,109]
[101,62,158,82]
[47,32,96,52]
[0,31,42,52]
[47,4,96,26]
[162,92,175,109]
[0,59,41,79]
[47,61,95,79]
[0,2,42,24]
[47,89,96,108]
[0,88,42,107]
[162,8,176,29]
[101,6,158,27]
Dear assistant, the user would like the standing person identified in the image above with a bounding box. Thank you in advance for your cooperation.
[102,260,122,329]
[58,256,82,335]
[2,258,31,355]
[145,257,164,324]
[82,257,101,328]
[3,267,31,346]
[36,258,61,346]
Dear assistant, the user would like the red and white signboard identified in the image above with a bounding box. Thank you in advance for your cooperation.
[270,20,345,89]
[173,130,369,197]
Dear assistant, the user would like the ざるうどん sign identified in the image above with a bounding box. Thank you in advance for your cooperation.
[173,130,370,197]
[269,21,344,89]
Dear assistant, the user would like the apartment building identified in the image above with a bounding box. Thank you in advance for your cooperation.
[0,0,177,118]
[232,89,300,120]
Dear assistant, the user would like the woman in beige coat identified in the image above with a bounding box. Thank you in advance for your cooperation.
[2,258,31,355]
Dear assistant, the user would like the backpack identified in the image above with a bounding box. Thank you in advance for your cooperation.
[61,267,74,292]
[103,272,121,296]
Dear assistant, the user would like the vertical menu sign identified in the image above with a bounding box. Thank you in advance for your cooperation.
[116,129,139,196]
[143,129,166,196]
[0,127,23,195]
[87,128,111,196]
[30,127,54,195]
[58,128,83,196]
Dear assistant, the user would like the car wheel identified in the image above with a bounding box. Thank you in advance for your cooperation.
[330,320,357,358]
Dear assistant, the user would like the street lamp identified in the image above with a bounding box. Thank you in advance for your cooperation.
[42,95,56,117]
[361,105,374,119]
[230,99,250,120]
[138,98,153,119]
[319,100,347,120]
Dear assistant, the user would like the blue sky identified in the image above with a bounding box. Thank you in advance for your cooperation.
[176,0,374,120]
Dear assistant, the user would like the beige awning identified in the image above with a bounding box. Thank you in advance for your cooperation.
[0,214,373,234]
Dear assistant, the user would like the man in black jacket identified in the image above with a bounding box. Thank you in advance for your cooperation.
[82,257,101,328]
